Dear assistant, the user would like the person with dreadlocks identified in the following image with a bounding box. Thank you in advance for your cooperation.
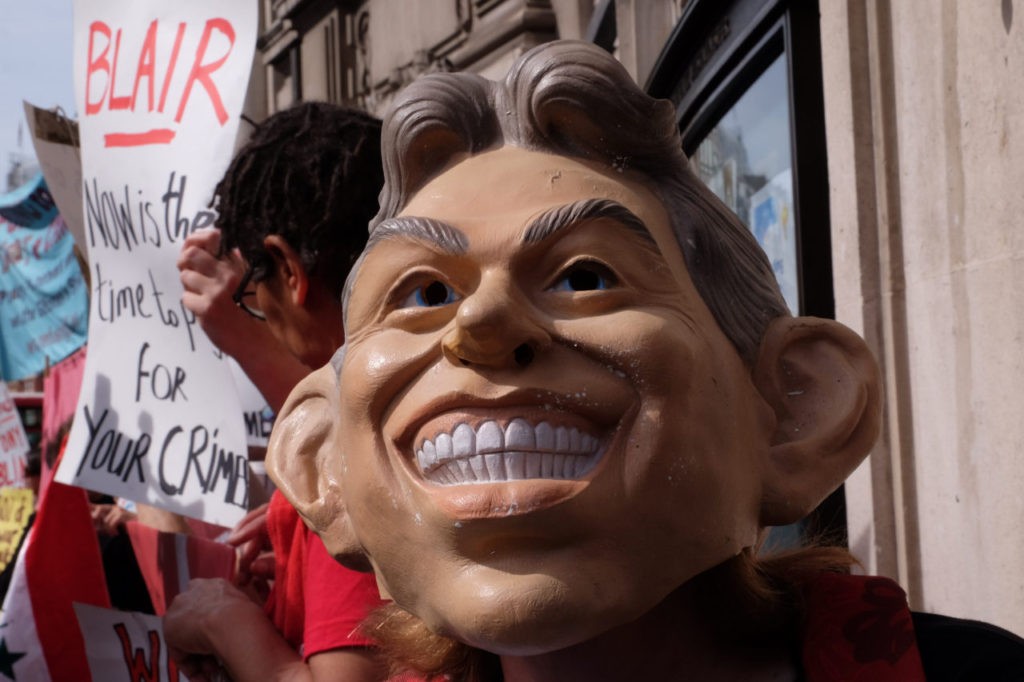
[165,101,388,682]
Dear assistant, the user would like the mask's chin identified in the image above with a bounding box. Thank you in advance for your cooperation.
[417,575,648,656]
[385,543,687,657]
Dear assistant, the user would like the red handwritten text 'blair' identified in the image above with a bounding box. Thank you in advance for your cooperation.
[85,18,236,148]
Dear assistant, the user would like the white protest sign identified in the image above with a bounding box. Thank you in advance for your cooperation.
[229,357,275,448]
[73,603,184,681]
[0,382,30,488]
[57,0,258,526]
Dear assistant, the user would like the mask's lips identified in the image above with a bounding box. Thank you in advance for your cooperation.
[393,391,627,520]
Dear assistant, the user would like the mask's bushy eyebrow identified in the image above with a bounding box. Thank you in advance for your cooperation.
[522,199,656,246]
[367,216,469,254]
[342,217,468,326]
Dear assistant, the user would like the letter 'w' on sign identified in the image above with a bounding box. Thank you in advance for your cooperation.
[56,0,259,528]
[74,604,183,681]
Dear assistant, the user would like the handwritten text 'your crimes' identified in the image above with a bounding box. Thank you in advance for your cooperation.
[78,169,248,510]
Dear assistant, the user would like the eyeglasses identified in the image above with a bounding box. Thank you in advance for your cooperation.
[232,264,267,320]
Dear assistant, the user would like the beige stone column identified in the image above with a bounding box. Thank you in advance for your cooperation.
[821,0,1024,635]
[613,0,679,85]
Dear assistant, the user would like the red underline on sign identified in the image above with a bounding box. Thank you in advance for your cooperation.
[104,129,177,147]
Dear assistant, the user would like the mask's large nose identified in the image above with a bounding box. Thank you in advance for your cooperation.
[441,271,551,370]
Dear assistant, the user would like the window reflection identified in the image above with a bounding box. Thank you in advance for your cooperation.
[691,55,799,314]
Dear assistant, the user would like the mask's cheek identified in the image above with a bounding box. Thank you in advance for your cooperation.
[340,329,445,423]
[338,333,437,506]
[552,308,703,395]
[337,406,455,619]
[559,307,763,542]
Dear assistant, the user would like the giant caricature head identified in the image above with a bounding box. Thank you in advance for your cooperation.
[267,41,880,655]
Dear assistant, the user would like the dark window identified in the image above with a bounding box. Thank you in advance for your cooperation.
[645,0,845,550]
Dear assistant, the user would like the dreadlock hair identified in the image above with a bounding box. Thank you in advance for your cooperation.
[213,101,383,297]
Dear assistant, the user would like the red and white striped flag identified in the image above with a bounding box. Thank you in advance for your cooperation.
[125,522,235,616]
[0,478,110,681]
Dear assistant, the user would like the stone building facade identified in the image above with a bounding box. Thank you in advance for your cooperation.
[252,0,1024,636]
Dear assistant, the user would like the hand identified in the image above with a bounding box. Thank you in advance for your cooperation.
[227,503,274,595]
[165,577,307,681]
[90,503,136,536]
[177,228,255,356]
[164,578,263,680]
[177,229,310,413]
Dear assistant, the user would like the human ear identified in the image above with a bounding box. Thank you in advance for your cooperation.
[263,235,309,306]
[752,317,882,527]
[265,362,370,570]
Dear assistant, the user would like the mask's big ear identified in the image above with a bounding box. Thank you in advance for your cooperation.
[265,361,370,571]
[753,317,882,527]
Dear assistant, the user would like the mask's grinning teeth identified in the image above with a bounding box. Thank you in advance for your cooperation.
[416,418,603,485]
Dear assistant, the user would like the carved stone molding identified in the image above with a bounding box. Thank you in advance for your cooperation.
[259,0,559,116]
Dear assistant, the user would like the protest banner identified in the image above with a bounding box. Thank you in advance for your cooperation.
[56,0,258,527]
[0,381,31,488]
[0,178,88,381]
[0,172,58,229]
[24,102,87,259]
[74,603,183,682]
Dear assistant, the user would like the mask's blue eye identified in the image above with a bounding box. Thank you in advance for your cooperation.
[550,262,617,292]
[400,280,461,308]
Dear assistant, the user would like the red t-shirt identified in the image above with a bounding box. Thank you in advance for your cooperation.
[264,490,385,658]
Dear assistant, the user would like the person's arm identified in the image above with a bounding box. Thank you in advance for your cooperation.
[136,502,192,534]
[308,648,385,681]
[164,578,384,682]
[90,502,137,536]
[177,228,309,412]
[165,577,303,681]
